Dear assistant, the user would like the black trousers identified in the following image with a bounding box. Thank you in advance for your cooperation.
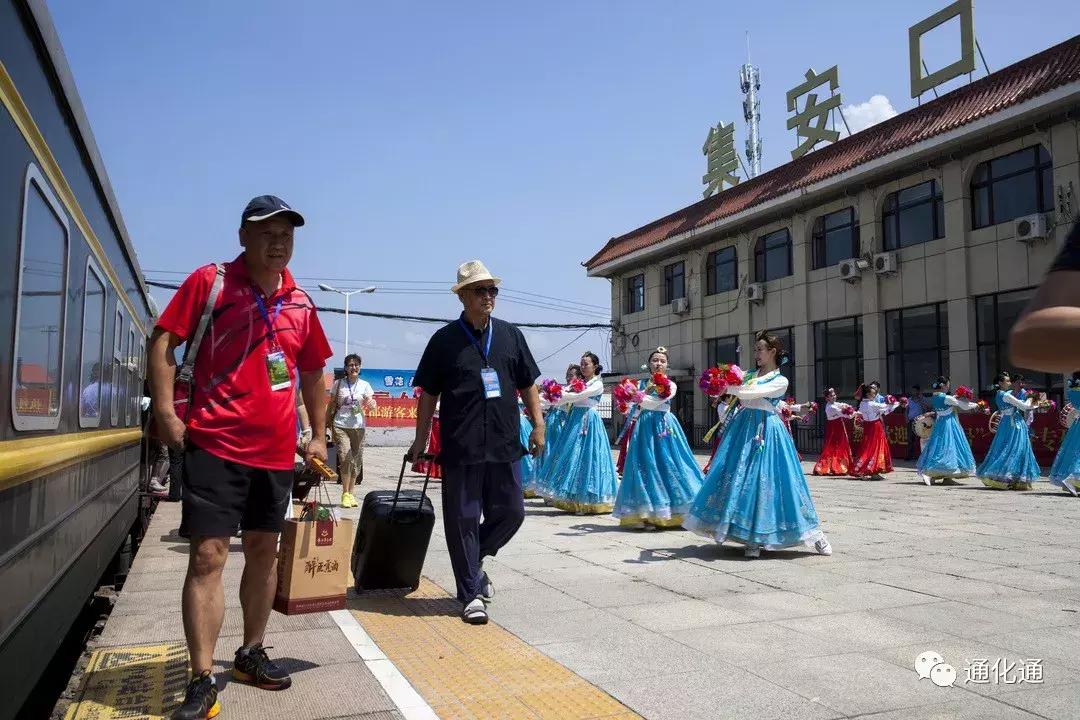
[441,461,525,604]
[906,420,920,460]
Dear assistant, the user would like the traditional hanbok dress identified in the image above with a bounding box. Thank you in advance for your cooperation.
[540,376,619,514]
[534,399,566,495]
[813,402,856,475]
[977,390,1041,490]
[518,400,539,497]
[702,401,735,475]
[851,397,900,477]
[615,381,644,476]
[1050,387,1080,495]
[685,369,830,553]
[412,405,442,478]
[613,379,703,528]
[916,393,980,484]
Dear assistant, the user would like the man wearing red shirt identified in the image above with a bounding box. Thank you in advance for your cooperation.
[149,195,333,720]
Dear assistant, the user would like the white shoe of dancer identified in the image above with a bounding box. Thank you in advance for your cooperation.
[744,545,761,559]
[920,473,932,487]
[1062,479,1078,497]
[814,538,833,556]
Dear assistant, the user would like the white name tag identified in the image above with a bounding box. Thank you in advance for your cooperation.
[481,367,501,399]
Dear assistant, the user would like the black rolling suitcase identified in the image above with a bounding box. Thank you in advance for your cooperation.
[351,454,436,591]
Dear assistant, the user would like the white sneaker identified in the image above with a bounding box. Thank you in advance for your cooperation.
[814,538,833,556]
[1062,479,1078,497]
[920,474,932,487]
[744,545,761,559]
[149,478,168,495]
[462,597,488,625]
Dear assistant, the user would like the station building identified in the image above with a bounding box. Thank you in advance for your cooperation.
[586,35,1080,442]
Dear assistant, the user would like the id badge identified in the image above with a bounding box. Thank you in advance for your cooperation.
[265,350,292,390]
[481,367,501,399]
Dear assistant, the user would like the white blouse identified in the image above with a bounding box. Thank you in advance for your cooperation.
[638,379,676,412]
[561,376,604,408]
[825,401,854,420]
[859,398,900,422]
[730,371,788,412]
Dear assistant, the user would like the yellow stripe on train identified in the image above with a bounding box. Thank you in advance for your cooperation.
[0,428,143,490]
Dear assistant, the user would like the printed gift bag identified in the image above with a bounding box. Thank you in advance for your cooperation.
[274,505,353,615]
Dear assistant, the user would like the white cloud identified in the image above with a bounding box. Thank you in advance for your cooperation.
[839,94,898,137]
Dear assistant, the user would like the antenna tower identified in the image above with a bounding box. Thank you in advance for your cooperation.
[739,32,762,178]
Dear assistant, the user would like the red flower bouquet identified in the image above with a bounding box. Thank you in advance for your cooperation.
[840,405,855,417]
[611,378,639,415]
[698,363,744,397]
[648,372,673,400]
[955,386,975,401]
[540,379,563,404]
[568,378,586,393]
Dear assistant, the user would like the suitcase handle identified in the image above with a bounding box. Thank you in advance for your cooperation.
[392,453,435,519]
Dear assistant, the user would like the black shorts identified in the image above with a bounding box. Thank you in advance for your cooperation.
[179,443,293,538]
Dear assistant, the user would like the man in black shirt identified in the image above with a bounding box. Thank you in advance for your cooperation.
[1011,221,1080,372]
[410,260,545,624]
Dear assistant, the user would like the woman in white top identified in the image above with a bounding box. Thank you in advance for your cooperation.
[850,381,901,479]
[813,388,857,476]
[325,354,376,508]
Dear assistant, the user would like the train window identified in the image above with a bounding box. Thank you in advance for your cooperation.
[111,307,124,426]
[12,165,69,431]
[127,327,137,425]
[79,261,108,427]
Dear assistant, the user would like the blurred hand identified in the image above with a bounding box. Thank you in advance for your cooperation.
[156,412,186,450]
[528,426,546,459]
[304,437,327,464]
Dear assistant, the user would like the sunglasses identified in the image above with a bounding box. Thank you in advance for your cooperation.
[471,286,499,298]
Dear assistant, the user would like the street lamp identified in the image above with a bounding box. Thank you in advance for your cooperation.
[317,283,376,357]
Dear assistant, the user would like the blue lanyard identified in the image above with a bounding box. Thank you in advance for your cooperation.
[252,288,284,346]
[458,317,493,366]
[345,377,358,403]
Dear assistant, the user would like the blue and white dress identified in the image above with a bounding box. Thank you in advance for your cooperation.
[685,370,828,551]
[518,400,539,497]
[977,390,1041,490]
[534,399,566,494]
[540,376,619,514]
[916,393,979,483]
[613,379,704,527]
[1049,388,1080,495]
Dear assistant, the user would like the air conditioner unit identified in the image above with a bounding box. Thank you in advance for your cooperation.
[746,283,765,303]
[672,297,690,314]
[873,252,898,275]
[838,258,861,283]
[1014,213,1048,244]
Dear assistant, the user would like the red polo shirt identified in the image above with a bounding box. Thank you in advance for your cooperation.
[156,254,333,470]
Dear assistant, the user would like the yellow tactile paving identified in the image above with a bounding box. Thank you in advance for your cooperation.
[349,578,642,720]
[64,642,188,720]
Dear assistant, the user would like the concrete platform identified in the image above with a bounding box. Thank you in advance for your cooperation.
[65,444,1080,720]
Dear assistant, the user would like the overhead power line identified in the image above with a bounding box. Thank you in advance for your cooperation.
[143,279,611,330]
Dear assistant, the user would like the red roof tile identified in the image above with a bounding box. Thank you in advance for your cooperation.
[586,34,1080,272]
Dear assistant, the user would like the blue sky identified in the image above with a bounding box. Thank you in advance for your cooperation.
[49,0,1077,377]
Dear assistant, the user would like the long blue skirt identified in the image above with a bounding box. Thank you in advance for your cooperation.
[613,409,703,525]
[977,412,1041,487]
[685,408,823,549]
[541,406,619,513]
[534,407,567,491]
[519,414,538,494]
[1050,420,1080,488]
[916,413,976,479]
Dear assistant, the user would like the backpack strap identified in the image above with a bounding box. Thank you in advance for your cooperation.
[177,264,225,384]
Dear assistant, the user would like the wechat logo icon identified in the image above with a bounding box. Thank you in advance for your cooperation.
[915,651,956,688]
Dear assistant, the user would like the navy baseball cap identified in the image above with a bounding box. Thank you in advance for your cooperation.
[241,195,305,227]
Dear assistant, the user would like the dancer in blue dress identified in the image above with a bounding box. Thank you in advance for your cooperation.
[541,352,619,514]
[916,376,982,486]
[613,347,703,529]
[977,372,1041,490]
[1050,373,1080,496]
[534,365,581,499]
[517,395,539,497]
[685,331,832,559]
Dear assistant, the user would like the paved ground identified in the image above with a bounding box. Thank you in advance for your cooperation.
[352,445,1080,720]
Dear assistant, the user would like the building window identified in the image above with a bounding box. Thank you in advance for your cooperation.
[754,229,792,282]
[764,326,795,398]
[706,246,738,295]
[12,167,69,430]
[972,145,1053,229]
[814,317,863,401]
[79,262,108,427]
[812,207,859,269]
[663,261,685,304]
[882,180,944,250]
[886,303,949,395]
[112,307,124,426]
[976,289,1056,401]
[624,274,645,314]
[706,335,740,369]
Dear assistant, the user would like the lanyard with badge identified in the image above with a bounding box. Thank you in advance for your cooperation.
[252,287,291,391]
[346,377,363,415]
[458,317,500,399]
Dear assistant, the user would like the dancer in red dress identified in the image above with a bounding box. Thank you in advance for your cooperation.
[850,381,900,479]
[412,398,442,478]
[813,388,856,476]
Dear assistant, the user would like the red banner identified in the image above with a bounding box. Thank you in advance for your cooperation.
[365,394,418,428]
[879,411,1063,466]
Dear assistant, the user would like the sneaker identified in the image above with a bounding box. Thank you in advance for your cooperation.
[340,492,357,508]
[815,538,833,556]
[149,478,169,496]
[232,644,292,690]
[462,597,488,625]
[1062,479,1078,497]
[171,670,219,720]
[920,473,932,487]
[743,545,761,559]
[480,572,494,603]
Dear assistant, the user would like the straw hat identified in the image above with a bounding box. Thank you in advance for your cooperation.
[451,260,502,294]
